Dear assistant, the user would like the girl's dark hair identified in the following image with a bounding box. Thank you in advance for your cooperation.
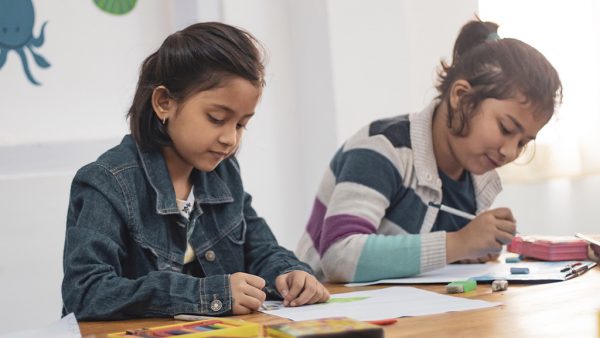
[128,22,265,151]
[436,18,563,136]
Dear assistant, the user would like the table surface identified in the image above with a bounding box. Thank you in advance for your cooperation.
[79,266,600,337]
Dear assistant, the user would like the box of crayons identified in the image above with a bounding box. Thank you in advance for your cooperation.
[267,317,384,338]
[108,318,261,337]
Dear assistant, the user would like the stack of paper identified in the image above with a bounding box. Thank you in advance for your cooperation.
[344,260,597,286]
[508,235,588,261]
[260,287,500,321]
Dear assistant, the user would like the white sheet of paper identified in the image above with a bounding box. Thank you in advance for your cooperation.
[0,313,81,338]
[346,261,597,287]
[261,286,500,321]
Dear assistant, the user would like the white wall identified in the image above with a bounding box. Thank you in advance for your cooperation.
[1,0,598,333]
[327,0,478,141]
[0,175,72,329]
[1,1,172,145]
[222,0,339,251]
[0,0,174,331]
[494,176,600,236]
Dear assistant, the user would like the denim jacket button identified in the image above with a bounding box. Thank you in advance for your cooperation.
[205,250,216,262]
[210,299,223,312]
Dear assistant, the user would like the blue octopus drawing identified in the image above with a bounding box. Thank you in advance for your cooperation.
[0,0,50,85]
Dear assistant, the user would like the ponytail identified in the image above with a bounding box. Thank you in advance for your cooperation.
[436,18,562,136]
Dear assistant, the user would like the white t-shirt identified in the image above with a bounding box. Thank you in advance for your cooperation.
[176,189,196,264]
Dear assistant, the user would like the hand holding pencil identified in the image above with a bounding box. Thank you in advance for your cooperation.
[444,206,517,263]
[230,272,267,315]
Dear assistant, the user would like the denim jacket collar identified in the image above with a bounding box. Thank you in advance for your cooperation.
[132,136,234,215]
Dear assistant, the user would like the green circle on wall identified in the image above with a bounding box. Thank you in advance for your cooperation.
[93,0,137,15]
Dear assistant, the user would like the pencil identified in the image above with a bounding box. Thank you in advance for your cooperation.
[428,202,475,220]
[174,314,218,321]
[429,202,520,238]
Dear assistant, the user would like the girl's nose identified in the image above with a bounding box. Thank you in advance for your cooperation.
[499,138,520,162]
[218,125,237,146]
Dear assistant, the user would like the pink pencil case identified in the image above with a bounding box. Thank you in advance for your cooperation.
[507,235,589,261]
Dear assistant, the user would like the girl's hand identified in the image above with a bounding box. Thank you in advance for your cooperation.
[275,270,330,307]
[447,208,516,263]
[230,272,266,314]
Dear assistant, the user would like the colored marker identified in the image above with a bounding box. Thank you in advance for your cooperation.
[566,264,589,279]
[367,318,398,326]
[560,262,582,273]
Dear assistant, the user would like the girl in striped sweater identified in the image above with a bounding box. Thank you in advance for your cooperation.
[296,19,562,282]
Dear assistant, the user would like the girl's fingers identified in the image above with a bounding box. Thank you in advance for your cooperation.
[320,287,330,302]
[495,219,517,236]
[285,273,306,305]
[490,207,516,222]
[275,273,290,298]
[307,285,325,304]
[243,284,266,304]
[245,274,266,289]
[238,293,263,311]
[289,277,317,306]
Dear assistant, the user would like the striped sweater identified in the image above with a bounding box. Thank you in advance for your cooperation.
[296,100,502,282]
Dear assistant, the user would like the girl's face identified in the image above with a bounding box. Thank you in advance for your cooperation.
[448,97,549,175]
[160,77,261,172]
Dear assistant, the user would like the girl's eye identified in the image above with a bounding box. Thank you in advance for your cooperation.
[236,124,247,130]
[208,115,225,125]
[499,123,512,135]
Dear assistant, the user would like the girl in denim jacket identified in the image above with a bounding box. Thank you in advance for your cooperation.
[62,22,329,320]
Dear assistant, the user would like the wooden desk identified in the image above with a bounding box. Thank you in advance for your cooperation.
[80,267,600,337]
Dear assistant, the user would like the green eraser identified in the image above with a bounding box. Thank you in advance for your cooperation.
[446,280,477,293]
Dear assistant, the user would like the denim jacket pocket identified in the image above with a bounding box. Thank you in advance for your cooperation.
[137,238,183,273]
[226,218,246,245]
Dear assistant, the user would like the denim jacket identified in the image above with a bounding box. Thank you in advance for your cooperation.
[62,135,312,320]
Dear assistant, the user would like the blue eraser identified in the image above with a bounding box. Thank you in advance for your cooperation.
[510,267,530,274]
[505,257,521,263]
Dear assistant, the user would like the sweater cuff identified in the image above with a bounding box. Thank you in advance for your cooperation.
[420,231,447,273]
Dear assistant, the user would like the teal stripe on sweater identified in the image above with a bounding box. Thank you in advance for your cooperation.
[353,234,421,282]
